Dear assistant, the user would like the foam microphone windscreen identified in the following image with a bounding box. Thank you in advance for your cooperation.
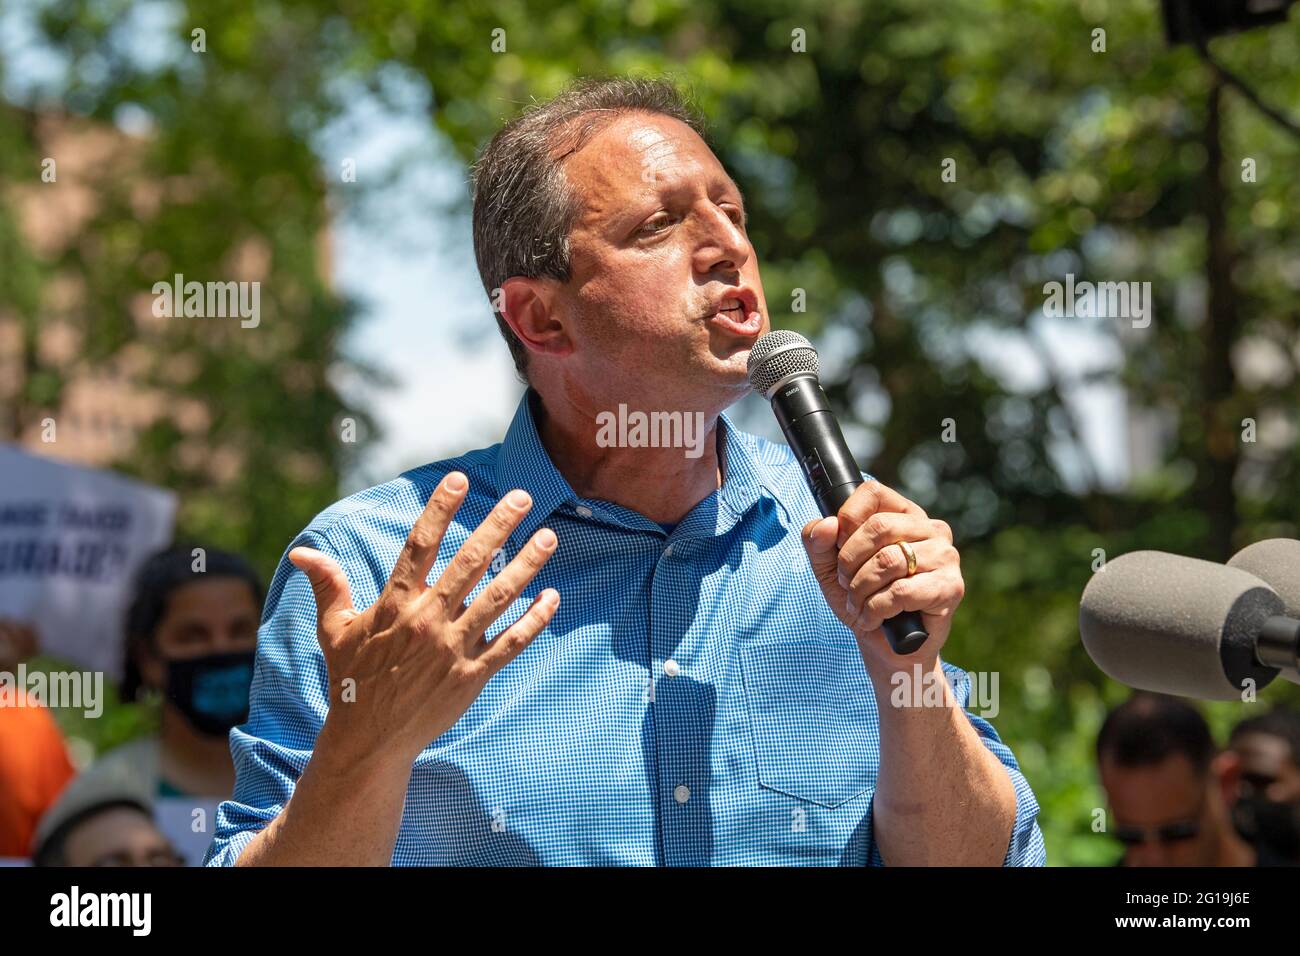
[1228,539,1300,614]
[1227,538,1300,684]
[1080,550,1282,700]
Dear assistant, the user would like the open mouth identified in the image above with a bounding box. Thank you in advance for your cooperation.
[709,296,763,337]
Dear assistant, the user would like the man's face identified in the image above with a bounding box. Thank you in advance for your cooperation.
[62,806,184,867]
[1230,731,1300,860]
[552,112,770,407]
[1232,732,1300,803]
[1099,754,1219,866]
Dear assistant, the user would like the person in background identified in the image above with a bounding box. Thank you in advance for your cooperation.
[0,618,76,858]
[33,791,184,867]
[1096,691,1257,866]
[1226,708,1300,865]
[38,545,263,864]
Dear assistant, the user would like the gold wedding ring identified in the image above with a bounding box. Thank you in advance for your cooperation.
[894,540,918,577]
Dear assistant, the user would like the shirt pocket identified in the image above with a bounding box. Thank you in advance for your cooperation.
[740,635,879,809]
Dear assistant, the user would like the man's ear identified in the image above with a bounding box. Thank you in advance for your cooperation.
[1213,750,1243,806]
[499,276,573,359]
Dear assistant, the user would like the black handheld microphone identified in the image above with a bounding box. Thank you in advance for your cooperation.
[747,330,929,655]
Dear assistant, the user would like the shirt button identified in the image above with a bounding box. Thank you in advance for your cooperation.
[673,784,691,804]
[663,543,674,557]
[663,658,681,678]
[575,505,593,518]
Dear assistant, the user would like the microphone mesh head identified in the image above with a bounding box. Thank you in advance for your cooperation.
[747,330,819,396]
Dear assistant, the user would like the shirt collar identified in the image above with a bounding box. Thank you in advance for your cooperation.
[494,389,787,543]
[714,410,774,524]
[494,389,579,545]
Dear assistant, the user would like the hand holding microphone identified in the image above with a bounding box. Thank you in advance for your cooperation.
[748,331,958,660]
[799,486,963,668]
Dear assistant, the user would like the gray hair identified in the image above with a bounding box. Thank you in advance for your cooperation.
[470,76,709,380]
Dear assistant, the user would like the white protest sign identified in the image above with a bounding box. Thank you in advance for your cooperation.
[0,445,176,678]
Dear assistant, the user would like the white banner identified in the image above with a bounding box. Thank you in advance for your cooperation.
[0,445,176,678]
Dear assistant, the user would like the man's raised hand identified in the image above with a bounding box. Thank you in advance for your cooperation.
[287,471,559,763]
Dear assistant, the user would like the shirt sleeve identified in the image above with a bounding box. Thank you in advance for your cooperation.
[204,530,336,866]
[864,660,1046,867]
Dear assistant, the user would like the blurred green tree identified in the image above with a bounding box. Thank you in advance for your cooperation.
[4,0,1297,864]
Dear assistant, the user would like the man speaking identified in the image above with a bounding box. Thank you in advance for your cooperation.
[205,77,1044,866]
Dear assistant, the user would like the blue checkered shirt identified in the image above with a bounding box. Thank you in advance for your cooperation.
[206,391,1045,866]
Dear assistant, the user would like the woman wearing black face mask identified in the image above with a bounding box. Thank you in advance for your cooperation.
[36,546,263,865]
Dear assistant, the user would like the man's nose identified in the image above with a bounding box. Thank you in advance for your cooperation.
[693,204,749,275]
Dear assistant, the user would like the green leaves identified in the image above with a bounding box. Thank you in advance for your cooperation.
[6,0,1297,861]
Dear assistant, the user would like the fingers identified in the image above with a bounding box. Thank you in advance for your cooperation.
[800,516,840,588]
[289,547,356,629]
[836,512,948,589]
[844,538,956,619]
[455,527,558,638]
[389,472,470,595]
[835,480,927,549]
[475,588,560,671]
[854,566,963,634]
[430,489,534,613]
